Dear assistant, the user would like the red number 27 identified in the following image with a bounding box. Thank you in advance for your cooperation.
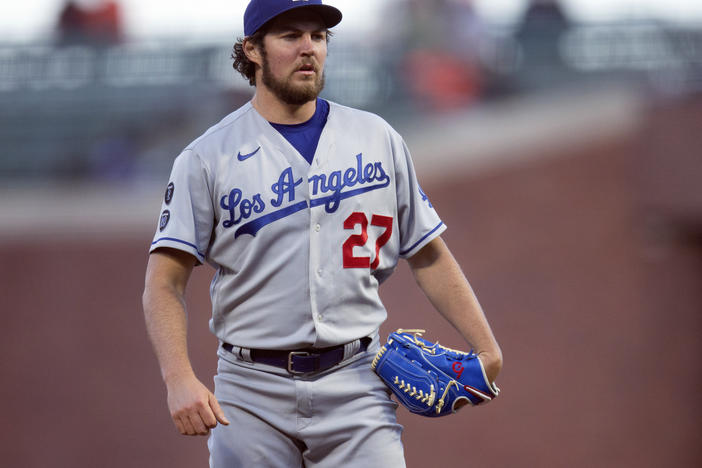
[343,212,393,270]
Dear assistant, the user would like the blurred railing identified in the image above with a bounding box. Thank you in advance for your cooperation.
[561,23,702,91]
[0,21,700,181]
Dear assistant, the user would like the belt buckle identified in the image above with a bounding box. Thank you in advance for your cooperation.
[287,351,310,374]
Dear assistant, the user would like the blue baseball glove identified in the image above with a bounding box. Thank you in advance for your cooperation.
[371,329,499,417]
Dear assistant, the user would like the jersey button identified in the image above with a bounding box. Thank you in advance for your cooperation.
[317,268,323,276]
[315,224,321,232]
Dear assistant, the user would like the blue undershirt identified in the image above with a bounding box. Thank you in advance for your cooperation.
[269,98,330,165]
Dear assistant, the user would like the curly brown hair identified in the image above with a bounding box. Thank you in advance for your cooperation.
[231,28,267,86]
[231,28,333,86]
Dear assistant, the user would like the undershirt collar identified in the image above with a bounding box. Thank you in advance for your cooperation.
[269,98,330,165]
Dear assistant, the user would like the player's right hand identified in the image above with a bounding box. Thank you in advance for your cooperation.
[165,374,230,436]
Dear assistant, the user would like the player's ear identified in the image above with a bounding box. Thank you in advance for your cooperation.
[243,38,263,66]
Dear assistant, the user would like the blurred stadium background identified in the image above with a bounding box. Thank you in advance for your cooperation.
[1,1,701,467]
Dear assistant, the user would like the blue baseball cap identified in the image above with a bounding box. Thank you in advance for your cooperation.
[244,0,343,36]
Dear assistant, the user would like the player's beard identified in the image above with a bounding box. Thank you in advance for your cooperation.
[261,53,325,106]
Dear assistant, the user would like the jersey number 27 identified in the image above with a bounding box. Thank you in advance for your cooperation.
[343,212,393,270]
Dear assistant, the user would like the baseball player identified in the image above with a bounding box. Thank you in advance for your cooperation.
[142,1,502,467]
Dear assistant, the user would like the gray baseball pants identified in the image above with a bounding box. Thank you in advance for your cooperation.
[208,340,406,467]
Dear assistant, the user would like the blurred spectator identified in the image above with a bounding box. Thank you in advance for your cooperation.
[444,0,486,64]
[57,0,124,46]
[403,50,481,111]
[514,0,573,89]
[57,1,85,45]
[397,0,486,111]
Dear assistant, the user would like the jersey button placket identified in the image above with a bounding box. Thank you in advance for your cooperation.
[313,218,322,277]
[307,182,323,331]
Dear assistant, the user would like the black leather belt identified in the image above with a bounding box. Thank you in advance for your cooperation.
[222,337,371,374]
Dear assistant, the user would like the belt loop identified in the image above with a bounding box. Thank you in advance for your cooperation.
[239,347,253,362]
[221,343,253,363]
[343,339,360,360]
[224,344,253,362]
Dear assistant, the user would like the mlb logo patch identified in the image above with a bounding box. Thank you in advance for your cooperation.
[159,210,170,231]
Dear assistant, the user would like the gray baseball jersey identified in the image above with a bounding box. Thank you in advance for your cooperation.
[150,100,445,350]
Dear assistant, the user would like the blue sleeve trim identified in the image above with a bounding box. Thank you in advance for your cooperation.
[399,221,445,256]
[151,237,206,260]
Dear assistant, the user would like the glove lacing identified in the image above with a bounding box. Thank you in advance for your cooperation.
[393,376,436,406]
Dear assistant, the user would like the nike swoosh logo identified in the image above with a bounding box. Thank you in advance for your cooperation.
[237,147,261,161]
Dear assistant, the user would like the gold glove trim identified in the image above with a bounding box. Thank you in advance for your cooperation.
[396,328,471,356]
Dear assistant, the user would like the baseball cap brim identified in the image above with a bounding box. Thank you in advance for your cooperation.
[244,2,343,36]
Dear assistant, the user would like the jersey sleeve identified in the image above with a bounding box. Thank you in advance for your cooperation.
[149,149,214,264]
[393,134,447,258]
